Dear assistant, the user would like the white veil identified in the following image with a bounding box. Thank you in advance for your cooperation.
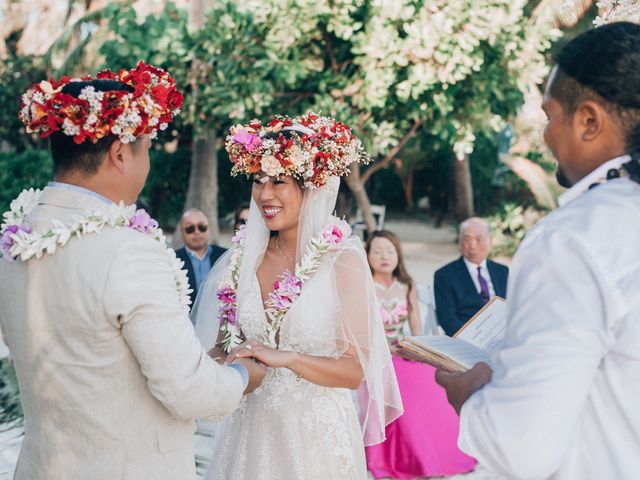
[192,175,402,446]
[192,194,269,350]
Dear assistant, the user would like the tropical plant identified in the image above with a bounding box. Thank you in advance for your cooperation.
[488,202,546,256]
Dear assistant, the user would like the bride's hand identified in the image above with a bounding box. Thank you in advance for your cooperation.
[225,341,257,364]
[227,340,296,369]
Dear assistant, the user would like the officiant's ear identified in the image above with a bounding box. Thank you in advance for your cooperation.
[573,100,609,143]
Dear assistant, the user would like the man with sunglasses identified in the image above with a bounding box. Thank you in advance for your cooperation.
[175,208,227,311]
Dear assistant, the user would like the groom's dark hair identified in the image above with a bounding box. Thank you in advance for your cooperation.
[49,80,134,175]
[549,21,640,183]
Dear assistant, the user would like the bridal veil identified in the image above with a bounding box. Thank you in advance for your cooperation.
[192,176,403,446]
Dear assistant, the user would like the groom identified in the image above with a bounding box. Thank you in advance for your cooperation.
[0,64,265,479]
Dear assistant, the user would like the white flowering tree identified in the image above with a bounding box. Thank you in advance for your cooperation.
[202,0,560,224]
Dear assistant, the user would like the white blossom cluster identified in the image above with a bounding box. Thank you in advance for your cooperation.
[1,189,192,310]
[350,0,560,157]
[226,1,560,159]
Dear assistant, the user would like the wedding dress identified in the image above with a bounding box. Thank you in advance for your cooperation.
[192,177,402,480]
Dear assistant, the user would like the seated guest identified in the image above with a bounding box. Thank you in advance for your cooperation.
[365,230,476,479]
[434,217,508,336]
[233,202,250,232]
[175,208,226,312]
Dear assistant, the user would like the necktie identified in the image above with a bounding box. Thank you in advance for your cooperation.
[477,266,490,304]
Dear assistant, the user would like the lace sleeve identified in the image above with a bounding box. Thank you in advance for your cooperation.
[332,238,403,446]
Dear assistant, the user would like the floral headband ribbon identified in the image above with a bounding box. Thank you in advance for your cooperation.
[225,112,371,189]
[19,61,184,144]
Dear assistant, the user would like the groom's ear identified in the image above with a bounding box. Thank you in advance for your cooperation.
[106,139,127,175]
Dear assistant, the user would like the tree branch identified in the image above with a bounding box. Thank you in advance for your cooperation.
[321,27,339,74]
[271,91,316,98]
[361,118,423,184]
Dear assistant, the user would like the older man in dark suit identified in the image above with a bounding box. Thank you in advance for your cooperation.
[175,208,226,313]
[434,217,508,336]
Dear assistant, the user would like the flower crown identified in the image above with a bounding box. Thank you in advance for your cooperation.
[225,112,370,189]
[18,61,184,144]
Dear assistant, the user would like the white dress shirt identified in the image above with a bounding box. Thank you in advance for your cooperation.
[459,157,640,479]
[462,257,496,297]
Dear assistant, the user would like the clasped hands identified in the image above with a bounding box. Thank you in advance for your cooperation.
[226,340,297,369]
[208,340,297,395]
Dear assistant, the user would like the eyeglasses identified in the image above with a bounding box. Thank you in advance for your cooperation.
[184,223,208,234]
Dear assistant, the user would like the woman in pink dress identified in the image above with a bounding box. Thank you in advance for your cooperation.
[364,230,476,479]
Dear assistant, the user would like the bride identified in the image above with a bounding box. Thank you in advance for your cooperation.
[192,112,402,479]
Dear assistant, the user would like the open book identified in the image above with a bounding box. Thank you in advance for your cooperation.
[397,297,507,373]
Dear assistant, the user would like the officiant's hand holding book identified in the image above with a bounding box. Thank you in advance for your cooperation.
[397,297,507,373]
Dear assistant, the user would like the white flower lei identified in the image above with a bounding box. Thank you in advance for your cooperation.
[217,217,352,353]
[0,188,192,310]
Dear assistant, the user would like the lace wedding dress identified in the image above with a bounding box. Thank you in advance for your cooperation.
[208,259,366,479]
[193,177,402,480]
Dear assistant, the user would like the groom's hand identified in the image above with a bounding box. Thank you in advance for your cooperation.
[435,362,493,415]
[233,358,266,395]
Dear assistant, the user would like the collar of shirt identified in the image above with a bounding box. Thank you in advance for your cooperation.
[558,155,631,208]
[463,256,488,272]
[48,181,114,205]
[185,245,212,262]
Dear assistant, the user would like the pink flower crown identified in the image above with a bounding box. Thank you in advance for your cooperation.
[225,112,371,189]
[18,61,184,144]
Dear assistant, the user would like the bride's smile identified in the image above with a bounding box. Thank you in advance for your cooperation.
[262,206,282,219]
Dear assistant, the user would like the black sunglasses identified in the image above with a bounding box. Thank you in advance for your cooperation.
[184,223,208,234]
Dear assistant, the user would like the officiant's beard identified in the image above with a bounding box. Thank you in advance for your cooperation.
[556,167,573,188]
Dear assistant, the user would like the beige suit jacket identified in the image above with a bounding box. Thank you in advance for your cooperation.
[0,186,244,480]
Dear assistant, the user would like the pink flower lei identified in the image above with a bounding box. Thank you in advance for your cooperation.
[217,218,352,352]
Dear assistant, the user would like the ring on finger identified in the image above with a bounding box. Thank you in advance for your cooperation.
[246,344,253,350]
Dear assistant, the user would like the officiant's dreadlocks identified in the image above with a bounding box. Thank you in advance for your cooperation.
[549,21,640,184]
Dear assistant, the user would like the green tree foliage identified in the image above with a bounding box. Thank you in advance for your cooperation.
[0,359,23,427]
[0,54,49,152]
[0,150,53,211]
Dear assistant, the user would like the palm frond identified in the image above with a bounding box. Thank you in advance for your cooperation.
[42,5,114,70]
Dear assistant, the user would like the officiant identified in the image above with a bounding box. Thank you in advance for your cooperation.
[436,22,640,480]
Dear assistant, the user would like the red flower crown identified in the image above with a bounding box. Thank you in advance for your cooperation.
[19,61,184,144]
[225,112,370,189]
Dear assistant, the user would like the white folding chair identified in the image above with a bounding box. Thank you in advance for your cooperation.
[352,204,386,237]
[416,283,443,335]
